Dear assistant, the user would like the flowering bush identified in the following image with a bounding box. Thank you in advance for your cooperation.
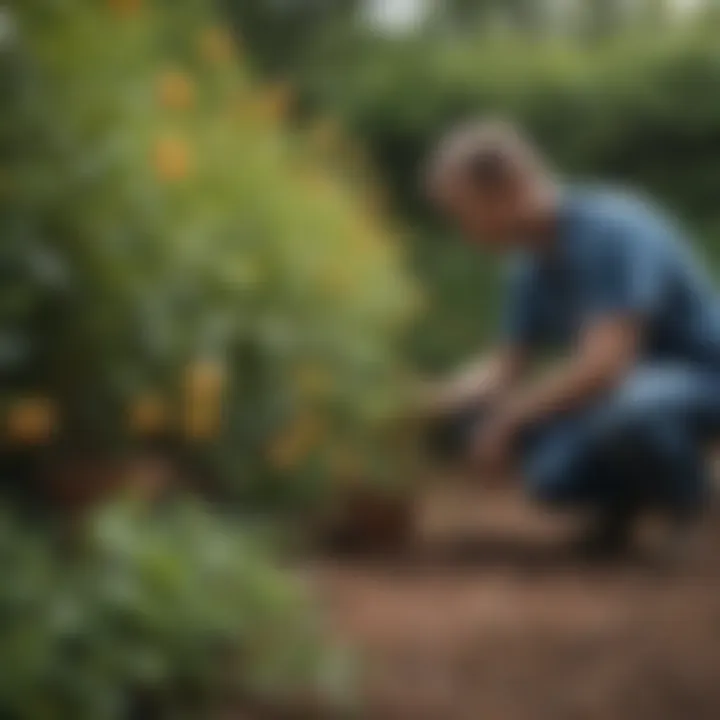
[2,0,421,506]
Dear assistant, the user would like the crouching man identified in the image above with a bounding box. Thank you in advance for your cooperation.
[424,120,720,559]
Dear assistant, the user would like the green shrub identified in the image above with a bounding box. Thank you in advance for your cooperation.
[0,501,353,719]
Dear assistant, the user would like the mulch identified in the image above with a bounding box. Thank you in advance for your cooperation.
[310,484,720,720]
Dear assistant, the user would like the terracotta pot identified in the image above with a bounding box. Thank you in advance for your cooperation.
[320,485,417,554]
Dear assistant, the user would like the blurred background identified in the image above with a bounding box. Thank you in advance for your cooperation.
[4,0,720,718]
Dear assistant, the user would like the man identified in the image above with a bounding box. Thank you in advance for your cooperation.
[424,119,720,558]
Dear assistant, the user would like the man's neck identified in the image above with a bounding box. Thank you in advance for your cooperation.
[521,182,563,255]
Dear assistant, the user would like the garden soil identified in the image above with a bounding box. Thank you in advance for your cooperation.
[310,484,720,720]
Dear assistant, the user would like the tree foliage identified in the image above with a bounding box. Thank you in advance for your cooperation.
[221,0,361,75]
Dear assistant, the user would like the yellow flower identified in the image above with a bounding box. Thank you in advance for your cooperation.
[183,360,226,399]
[199,27,236,65]
[128,394,167,436]
[153,134,192,182]
[181,360,226,441]
[157,70,196,111]
[268,414,325,471]
[108,0,142,18]
[5,397,57,446]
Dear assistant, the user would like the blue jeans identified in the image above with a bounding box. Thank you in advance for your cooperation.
[522,364,720,518]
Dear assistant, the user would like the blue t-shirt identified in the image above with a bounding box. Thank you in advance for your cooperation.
[503,187,720,366]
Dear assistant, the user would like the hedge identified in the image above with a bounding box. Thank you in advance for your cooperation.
[301,30,720,366]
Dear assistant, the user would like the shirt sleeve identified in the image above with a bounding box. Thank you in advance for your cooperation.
[578,215,667,323]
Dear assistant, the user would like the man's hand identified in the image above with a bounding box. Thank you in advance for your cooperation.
[420,367,496,416]
[416,347,526,419]
[468,316,642,481]
[470,411,520,477]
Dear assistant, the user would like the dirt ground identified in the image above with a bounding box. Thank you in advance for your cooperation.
[310,484,720,720]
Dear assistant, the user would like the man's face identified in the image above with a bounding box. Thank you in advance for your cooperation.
[434,176,527,250]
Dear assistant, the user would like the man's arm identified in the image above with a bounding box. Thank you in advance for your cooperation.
[494,203,669,434]
[492,315,641,434]
[421,344,528,417]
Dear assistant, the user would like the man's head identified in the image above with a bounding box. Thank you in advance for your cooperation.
[425,119,558,250]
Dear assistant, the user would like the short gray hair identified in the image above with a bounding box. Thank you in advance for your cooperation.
[424,118,544,197]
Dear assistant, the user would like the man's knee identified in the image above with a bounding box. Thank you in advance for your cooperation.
[525,365,709,509]
[590,366,682,451]
[521,380,658,507]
